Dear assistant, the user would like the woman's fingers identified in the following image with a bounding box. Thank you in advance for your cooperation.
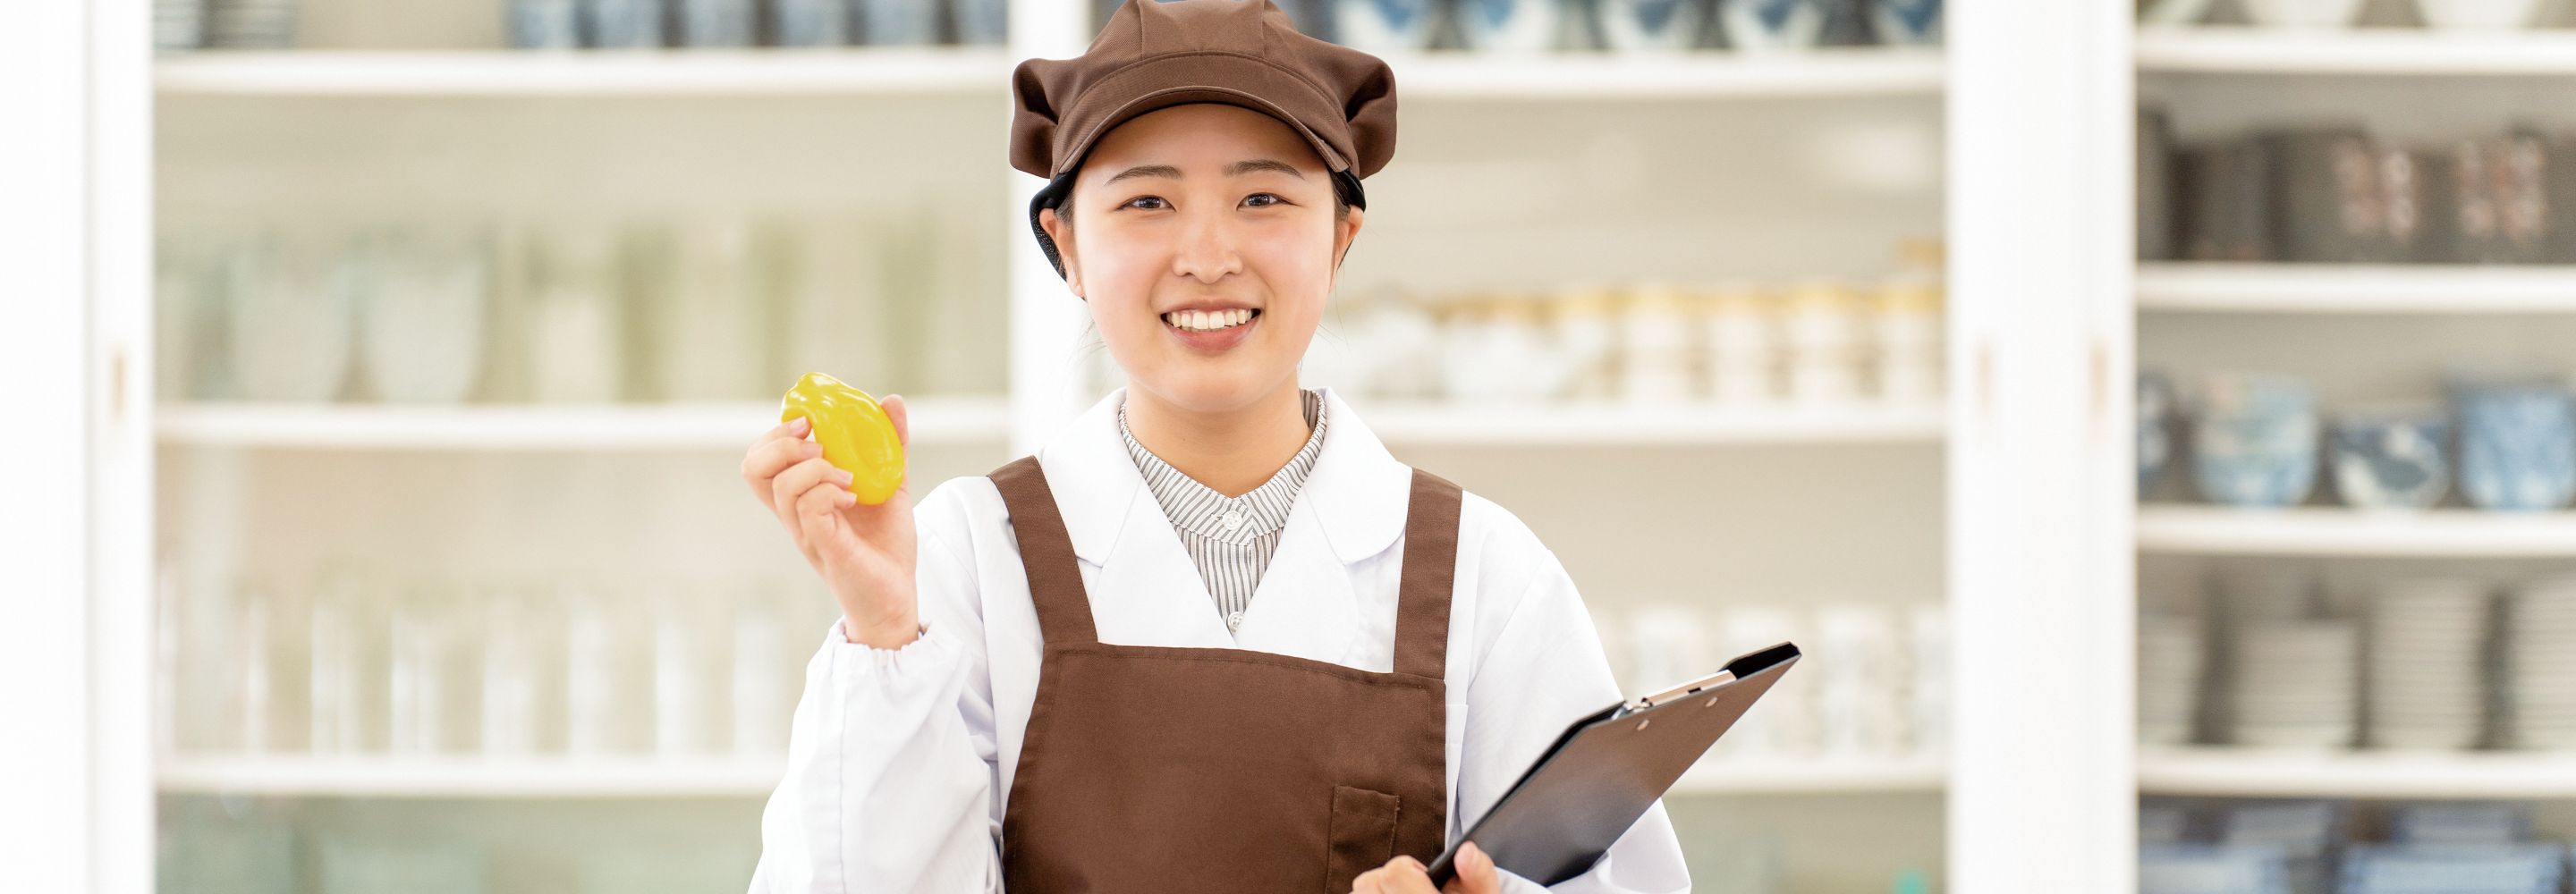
[792,475,860,559]
[882,393,910,449]
[1445,843,1501,894]
[770,456,854,536]
[742,423,819,504]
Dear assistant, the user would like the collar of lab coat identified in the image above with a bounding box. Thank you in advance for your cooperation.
[1031,385,1415,654]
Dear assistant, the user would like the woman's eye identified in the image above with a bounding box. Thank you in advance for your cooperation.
[1123,196,1168,211]
[1244,193,1284,208]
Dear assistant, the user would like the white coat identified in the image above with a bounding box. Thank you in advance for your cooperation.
[746,385,1693,893]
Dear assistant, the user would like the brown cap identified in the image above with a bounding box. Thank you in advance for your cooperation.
[1010,0,1399,280]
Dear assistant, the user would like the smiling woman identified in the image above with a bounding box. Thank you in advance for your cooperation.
[740,2,1693,893]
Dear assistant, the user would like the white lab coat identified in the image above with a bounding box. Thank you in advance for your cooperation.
[747,386,1692,894]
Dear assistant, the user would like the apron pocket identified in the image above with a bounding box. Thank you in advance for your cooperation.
[1324,784,1402,893]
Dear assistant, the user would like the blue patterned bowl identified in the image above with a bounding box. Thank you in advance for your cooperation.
[2453,380,2576,512]
[2330,406,2451,511]
[2193,375,2318,509]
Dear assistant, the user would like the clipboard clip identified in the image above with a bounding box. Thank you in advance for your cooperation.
[1623,669,1735,714]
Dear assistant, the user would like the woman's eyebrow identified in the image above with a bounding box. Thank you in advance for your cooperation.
[1100,159,1306,185]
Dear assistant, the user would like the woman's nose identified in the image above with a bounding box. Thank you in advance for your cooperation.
[1169,211,1244,283]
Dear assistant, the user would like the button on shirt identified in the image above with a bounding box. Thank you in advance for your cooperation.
[1119,389,1327,633]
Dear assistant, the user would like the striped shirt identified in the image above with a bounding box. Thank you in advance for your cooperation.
[1118,389,1328,634]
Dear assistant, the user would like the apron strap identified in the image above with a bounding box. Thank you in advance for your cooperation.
[1394,468,1462,680]
[989,456,1099,645]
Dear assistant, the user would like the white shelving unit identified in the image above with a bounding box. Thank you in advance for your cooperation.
[2137,504,2576,557]
[152,47,1014,96]
[1383,46,1944,98]
[155,753,1945,799]
[2140,748,2576,799]
[2136,28,2576,75]
[2136,263,2576,314]
[1364,401,1946,446]
[155,397,1013,450]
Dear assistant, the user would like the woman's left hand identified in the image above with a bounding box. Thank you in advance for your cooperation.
[1349,842,1501,894]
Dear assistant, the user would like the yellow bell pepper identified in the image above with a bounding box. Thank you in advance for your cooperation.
[779,372,905,505]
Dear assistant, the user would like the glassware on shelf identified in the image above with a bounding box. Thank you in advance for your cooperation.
[1781,279,1862,405]
[863,0,943,45]
[1815,605,1905,756]
[223,233,357,403]
[581,0,667,48]
[1598,0,1705,53]
[2192,374,2319,510]
[2450,375,2576,512]
[651,217,771,401]
[307,570,383,755]
[1700,284,1776,406]
[1455,0,1561,54]
[1872,0,1941,44]
[480,583,554,755]
[361,230,491,404]
[156,241,227,401]
[733,584,792,755]
[2327,404,2451,512]
[206,0,300,49]
[388,579,471,755]
[654,582,722,755]
[1335,0,1436,53]
[508,0,582,48]
[1716,0,1826,52]
[1869,273,1941,405]
[953,0,1009,45]
[523,226,626,403]
[1619,285,1697,404]
[1548,288,1619,401]
[563,581,649,755]
[769,0,850,46]
[676,0,756,46]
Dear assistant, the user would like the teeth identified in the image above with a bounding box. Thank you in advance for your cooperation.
[1163,308,1256,333]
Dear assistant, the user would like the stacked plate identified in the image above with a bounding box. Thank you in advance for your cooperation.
[156,0,206,52]
[2388,802,2529,845]
[2504,577,2576,748]
[2338,844,2564,894]
[206,0,297,48]
[2140,843,2290,894]
[2214,801,2346,894]
[2228,620,2360,749]
[2140,612,2207,746]
[2365,579,2493,750]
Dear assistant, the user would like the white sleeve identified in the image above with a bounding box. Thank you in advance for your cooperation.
[748,499,1004,894]
[1461,546,1692,894]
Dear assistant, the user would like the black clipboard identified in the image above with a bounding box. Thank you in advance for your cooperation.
[1425,642,1801,887]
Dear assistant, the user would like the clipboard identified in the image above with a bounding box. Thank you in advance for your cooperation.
[1425,642,1802,887]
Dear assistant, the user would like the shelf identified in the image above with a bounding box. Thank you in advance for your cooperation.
[152,48,1011,96]
[2136,28,2576,75]
[2137,504,2576,557]
[1385,47,1945,99]
[157,752,1936,798]
[1673,755,1946,794]
[150,47,1944,99]
[2136,263,2576,314]
[2140,747,2576,798]
[1362,401,1946,446]
[157,755,784,797]
[155,397,1011,450]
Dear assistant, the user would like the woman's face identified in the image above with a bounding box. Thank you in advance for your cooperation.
[1038,103,1364,417]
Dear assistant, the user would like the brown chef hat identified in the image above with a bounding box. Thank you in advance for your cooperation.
[1009,0,1399,281]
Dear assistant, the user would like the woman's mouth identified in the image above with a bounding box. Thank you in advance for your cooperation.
[1161,308,1260,351]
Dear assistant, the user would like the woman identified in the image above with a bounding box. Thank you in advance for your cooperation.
[741,2,1689,891]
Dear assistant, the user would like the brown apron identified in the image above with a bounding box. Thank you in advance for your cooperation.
[987,455,1461,894]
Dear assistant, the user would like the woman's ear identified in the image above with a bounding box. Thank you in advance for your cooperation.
[1038,206,1084,298]
[1332,205,1366,271]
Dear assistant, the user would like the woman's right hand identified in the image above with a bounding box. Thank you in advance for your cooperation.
[741,395,920,648]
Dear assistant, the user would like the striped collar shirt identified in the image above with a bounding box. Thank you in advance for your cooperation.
[1118,389,1328,634]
